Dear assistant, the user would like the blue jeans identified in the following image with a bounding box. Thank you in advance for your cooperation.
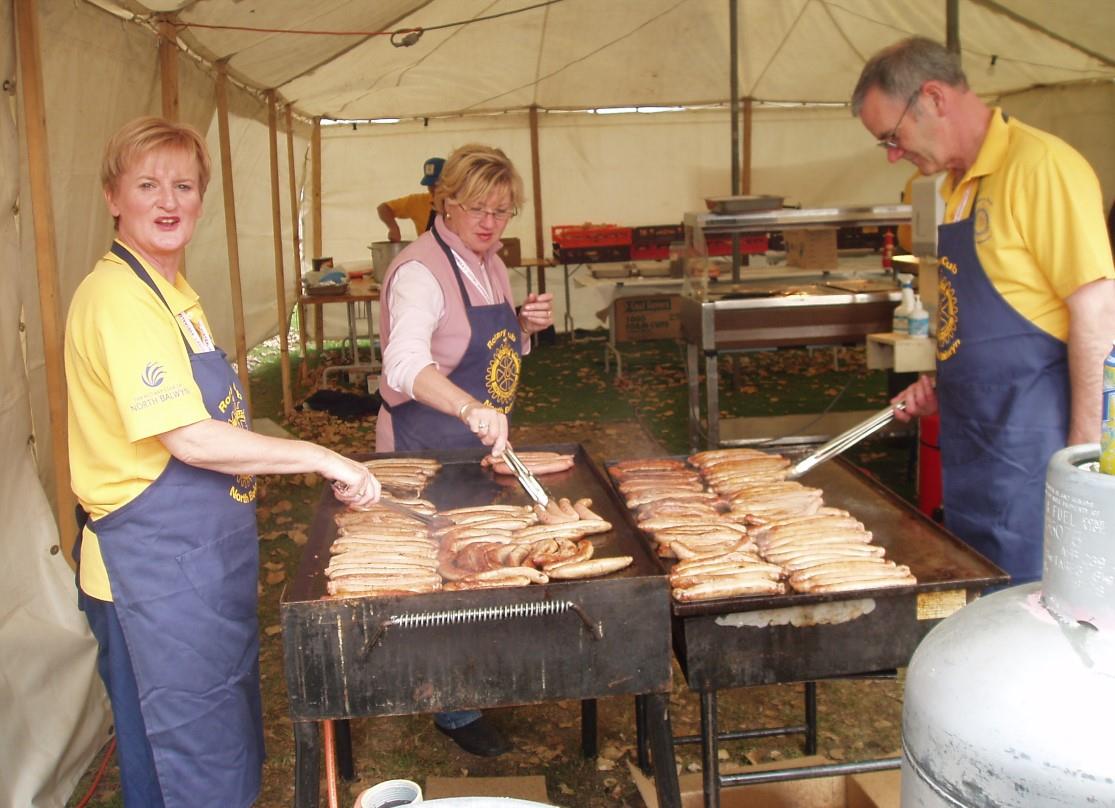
[82,593,166,808]
[435,710,482,730]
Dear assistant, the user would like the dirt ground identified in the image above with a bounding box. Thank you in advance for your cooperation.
[67,418,904,808]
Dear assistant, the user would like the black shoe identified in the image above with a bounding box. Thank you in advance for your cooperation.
[435,715,511,757]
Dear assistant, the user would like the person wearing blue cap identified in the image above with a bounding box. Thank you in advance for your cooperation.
[377,156,445,242]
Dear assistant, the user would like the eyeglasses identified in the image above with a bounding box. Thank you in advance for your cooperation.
[877,90,921,149]
[452,200,517,222]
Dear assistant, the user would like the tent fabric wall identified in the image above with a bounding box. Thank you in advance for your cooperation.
[1,5,112,807]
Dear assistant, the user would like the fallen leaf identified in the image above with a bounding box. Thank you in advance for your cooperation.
[264,625,282,637]
[266,570,286,585]
[596,758,615,771]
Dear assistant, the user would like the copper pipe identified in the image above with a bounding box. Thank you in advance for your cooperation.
[322,719,340,808]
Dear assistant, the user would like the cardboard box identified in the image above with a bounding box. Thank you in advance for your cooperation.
[785,229,838,269]
[629,757,900,808]
[612,294,682,341]
[424,775,549,804]
[498,237,522,267]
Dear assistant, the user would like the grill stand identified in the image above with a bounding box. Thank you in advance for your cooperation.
[637,678,903,808]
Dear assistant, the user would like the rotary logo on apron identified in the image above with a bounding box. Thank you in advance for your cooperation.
[485,330,522,411]
[936,254,961,361]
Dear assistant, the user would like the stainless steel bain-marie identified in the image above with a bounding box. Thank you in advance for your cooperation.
[901,444,1115,807]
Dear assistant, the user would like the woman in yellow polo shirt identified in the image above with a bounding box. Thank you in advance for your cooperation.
[64,116,381,808]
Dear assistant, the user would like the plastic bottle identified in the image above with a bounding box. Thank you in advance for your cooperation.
[892,273,914,334]
[882,231,894,269]
[1101,341,1115,475]
[908,293,929,338]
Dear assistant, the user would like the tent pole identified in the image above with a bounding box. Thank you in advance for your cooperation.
[729,0,742,280]
[157,16,179,121]
[14,0,76,555]
[285,106,303,341]
[946,0,960,56]
[267,91,294,417]
[742,96,752,195]
[311,119,324,365]
[215,63,252,411]
[529,104,546,294]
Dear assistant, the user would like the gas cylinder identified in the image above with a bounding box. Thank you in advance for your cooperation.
[901,444,1115,806]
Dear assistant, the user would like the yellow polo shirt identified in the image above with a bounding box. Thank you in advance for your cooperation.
[942,109,1115,341]
[386,191,435,236]
[65,245,213,600]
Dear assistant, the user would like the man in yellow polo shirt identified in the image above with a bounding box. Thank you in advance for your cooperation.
[377,156,444,242]
[852,37,1115,584]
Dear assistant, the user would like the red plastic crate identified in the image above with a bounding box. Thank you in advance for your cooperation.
[551,224,633,249]
[707,234,769,256]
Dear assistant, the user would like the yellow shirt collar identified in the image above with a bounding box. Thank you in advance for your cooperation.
[108,241,200,315]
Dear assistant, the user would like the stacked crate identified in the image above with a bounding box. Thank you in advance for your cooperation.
[631,224,684,261]
[551,224,632,264]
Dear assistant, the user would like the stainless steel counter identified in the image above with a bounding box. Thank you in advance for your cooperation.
[680,274,900,449]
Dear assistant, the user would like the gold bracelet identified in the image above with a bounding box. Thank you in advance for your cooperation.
[457,401,475,421]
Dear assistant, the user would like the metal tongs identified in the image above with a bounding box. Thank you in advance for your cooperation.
[786,401,906,480]
[500,446,552,508]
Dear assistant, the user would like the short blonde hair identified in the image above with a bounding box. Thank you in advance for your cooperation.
[434,143,524,216]
[101,116,212,197]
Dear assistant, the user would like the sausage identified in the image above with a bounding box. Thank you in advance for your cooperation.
[546,556,634,579]
[671,577,785,601]
[470,566,550,584]
[802,576,917,593]
[444,575,534,591]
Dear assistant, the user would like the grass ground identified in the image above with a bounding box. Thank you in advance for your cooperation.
[67,330,913,808]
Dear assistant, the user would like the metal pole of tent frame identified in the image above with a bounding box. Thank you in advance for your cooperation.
[215,63,252,410]
[14,0,76,555]
[729,0,741,281]
[267,92,294,417]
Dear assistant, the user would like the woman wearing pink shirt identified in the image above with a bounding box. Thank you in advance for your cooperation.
[375,143,553,755]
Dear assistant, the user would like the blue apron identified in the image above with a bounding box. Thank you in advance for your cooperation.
[385,223,523,451]
[90,242,264,807]
[935,188,1069,584]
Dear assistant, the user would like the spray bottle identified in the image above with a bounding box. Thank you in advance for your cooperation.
[892,273,915,334]
[908,293,929,338]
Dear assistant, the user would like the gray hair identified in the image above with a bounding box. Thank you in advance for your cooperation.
[851,37,968,116]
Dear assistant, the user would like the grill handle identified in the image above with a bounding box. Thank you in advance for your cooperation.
[361,600,602,657]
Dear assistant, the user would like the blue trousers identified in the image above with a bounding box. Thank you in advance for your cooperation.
[82,593,166,808]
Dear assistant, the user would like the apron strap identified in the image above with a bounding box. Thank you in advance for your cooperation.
[429,222,478,310]
[110,241,194,355]
[425,206,437,232]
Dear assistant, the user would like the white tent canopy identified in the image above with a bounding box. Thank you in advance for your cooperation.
[5,1,1115,804]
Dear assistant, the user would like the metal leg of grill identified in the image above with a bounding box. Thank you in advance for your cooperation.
[635,694,651,773]
[804,682,818,755]
[643,692,682,808]
[293,720,320,808]
[700,690,720,808]
[580,699,598,758]
[335,718,355,780]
